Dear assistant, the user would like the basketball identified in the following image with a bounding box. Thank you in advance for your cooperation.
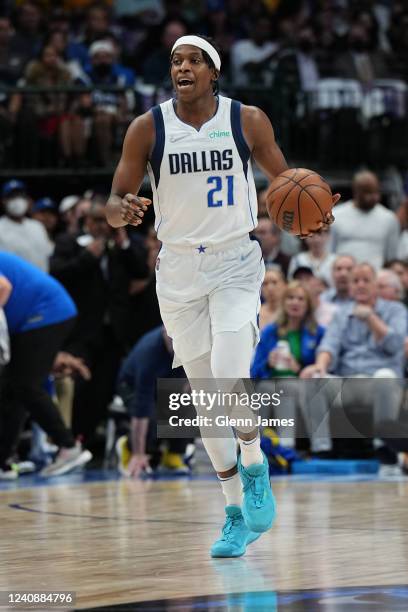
[266,168,334,235]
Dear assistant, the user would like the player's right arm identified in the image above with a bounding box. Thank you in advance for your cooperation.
[106,112,155,228]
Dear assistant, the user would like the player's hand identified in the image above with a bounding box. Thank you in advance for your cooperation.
[128,453,151,478]
[300,193,340,238]
[120,194,152,226]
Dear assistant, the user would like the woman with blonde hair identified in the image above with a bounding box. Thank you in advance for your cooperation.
[259,268,286,330]
[252,281,324,380]
[251,282,328,452]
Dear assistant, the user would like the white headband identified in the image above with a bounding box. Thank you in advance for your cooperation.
[171,35,221,72]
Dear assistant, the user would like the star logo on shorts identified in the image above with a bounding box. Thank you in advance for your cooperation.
[197,245,207,253]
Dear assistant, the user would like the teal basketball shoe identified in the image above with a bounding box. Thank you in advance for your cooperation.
[238,451,276,533]
[210,505,261,558]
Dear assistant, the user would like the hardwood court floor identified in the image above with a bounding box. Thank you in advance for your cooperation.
[1,474,408,609]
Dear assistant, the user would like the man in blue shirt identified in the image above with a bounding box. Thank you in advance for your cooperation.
[302,263,406,454]
[0,252,91,479]
[116,325,190,477]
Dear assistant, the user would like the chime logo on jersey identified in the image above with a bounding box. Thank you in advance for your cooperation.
[208,129,231,139]
[168,149,233,175]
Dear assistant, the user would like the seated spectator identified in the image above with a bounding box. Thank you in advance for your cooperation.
[331,171,400,269]
[32,197,59,241]
[303,263,406,378]
[142,19,187,87]
[0,251,91,480]
[253,215,290,277]
[251,280,326,450]
[10,1,44,63]
[302,263,406,464]
[230,16,278,86]
[273,24,321,95]
[0,15,29,85]
[76,2,114,48]
[376,269,404,302]
[376,267,408,361]
[50,202,148,444]
[259,268,286,331]
[385,259,408,307]
[321,254,355,306]
[333,24,389,85]
[251,281,325,380]
[299,270,338,327]
[116,325,190,477]
[45,29,89,81]
[77,40,133,165]
[288,231,336,286]
[20,43,86,166]
[0,179,52,271]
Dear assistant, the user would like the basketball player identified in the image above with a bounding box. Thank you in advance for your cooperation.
[106,35,339,557]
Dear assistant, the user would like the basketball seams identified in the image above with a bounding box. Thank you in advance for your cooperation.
[297,184,303,236]
[267,169,317,195]
[274,168,299,225]
[302,185,331,221]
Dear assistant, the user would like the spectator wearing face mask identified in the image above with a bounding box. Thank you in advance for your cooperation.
[76,40,134,166]
[333,24,390,84]
[0,180,53,271]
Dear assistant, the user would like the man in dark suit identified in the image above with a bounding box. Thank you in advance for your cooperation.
[50,203,148,444]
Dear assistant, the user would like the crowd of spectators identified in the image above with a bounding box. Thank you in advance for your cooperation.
[2,1,408,169]
[0,165,408,478]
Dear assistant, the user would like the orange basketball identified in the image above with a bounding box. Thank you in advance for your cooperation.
[266,168,333,235]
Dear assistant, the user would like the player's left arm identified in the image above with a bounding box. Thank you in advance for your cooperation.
[241,105,288,181]
[241,105,340,229]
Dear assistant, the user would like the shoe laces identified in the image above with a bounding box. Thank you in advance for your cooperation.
[222,514,242,541]
[243,473,264,508]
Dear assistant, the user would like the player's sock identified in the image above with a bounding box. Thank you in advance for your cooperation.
[238,434,263,467]
[218,471,242,506]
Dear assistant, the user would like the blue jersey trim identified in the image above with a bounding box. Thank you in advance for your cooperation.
[230,100,255,228]
[230,100,250,176]
[150,105,165,188]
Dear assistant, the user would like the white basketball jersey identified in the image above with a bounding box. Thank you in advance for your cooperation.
[147,95,258,247]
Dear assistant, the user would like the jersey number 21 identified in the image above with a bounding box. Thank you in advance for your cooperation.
[207,176,234,207]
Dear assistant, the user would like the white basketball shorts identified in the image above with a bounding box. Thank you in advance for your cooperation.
[155,235,265,366]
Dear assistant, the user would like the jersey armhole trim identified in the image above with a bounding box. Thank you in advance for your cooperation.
[149,105,165,188]
[230,99,251,174]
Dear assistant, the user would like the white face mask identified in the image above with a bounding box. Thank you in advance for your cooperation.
[5,197,28,217]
